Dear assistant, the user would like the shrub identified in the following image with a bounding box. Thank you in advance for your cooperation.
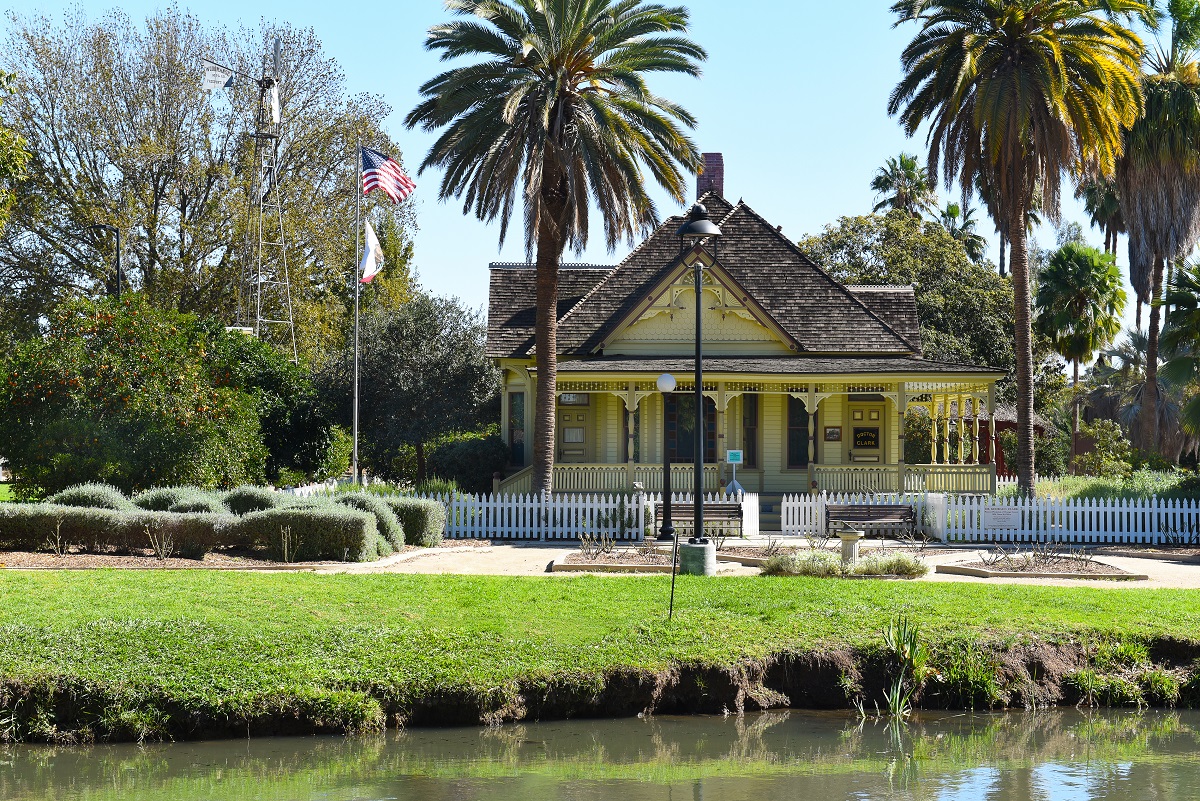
[384,496,446,547]
[0,504,237,557]
[167,494,226,514]
[133,487,193,511]
[1073,419,1133,478]
[761,550,842,577]
[223,486,281,516]
[426,434,508,494]
[853,552,928,578]
[414,477,459,496]
[47,483,134,511]
[233,507,385,561]
[333,493,405,550]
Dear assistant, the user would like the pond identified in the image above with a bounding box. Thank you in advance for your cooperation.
[3,709,1198,800]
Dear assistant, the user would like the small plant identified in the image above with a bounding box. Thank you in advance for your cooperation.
[634,537,659,564]
[932,640,1005,710]
[278,525,302,563]
[852,552,928,578]
[578,530,617,559]
[762,534,787,557]
[1093,638,1150,671]
[145,523,175,560]
[1069,668,1100,707]
[879,616,935,717]
[44,515,68,557]
[761,550,841,577]
[1140,669,1182,706]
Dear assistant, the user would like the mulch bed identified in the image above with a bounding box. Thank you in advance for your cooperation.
[960,558,1131,576]
[563,549,674,566]
[0,540,486,570]
[1094,546,1200,557]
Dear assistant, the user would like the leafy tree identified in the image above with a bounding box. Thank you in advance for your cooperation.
[937,201,986,262]
[889,0,1145,496]
[405,0,704,494]
[0,8,414,358]
[870,153,938,217]
[0,296,267,498]
[1161,260,1200,442]
[1073,419,1133,478]
[1034,242,1127,468]
[1117,1,1200,455]
[0,71,29,236]
[323,292,499,483]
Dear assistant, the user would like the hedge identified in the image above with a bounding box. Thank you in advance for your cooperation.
[233,507,386,562]
[133,486,225,514]
[47,483,135,511]
[223,485,281,516]
[332,493,405,550]
[383,497,446,547]
[0,504,240,557]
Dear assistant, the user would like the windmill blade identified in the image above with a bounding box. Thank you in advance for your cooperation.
[270,83,281,125]
[273,36,282,79]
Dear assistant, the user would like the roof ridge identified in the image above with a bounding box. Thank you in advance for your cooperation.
[723,201,917,352]
[848,284,916,292]
[489,262,613,270]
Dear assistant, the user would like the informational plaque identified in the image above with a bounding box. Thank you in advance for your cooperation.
[983,507,1022,529]
[726,449,743,465]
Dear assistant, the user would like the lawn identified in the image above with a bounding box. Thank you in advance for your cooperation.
[0,483,12,502]
[1,571,1199,741]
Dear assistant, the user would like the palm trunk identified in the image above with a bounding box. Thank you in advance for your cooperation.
[1071,359,1080,474]
[1140,254,1165,454]
[415,440,427,484]
[1136,298,1143,331]
[531,161,568,496]
[1009,208,1036,496]
[998,235,1008,278]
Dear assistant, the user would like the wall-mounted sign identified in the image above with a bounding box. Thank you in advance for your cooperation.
[726,449,743,465]
[853,427,879,449]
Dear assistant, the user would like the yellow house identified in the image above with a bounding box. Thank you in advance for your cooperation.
[488,189,1005,508]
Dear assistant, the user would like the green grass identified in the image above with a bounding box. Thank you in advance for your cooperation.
[997,470,1199,500]
[0,572,1199,739]
[0,483,12,502]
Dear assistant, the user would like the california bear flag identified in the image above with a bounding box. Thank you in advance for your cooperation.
[360,220,383,283]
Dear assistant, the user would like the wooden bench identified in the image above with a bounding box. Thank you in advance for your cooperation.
[654,501,743,539]
[825,503,917,538]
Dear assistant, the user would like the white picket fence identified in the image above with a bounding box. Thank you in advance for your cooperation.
[421,491,758,541]
[781,491,1200,544]
[944,494,1200,544]
[781,492,944,539]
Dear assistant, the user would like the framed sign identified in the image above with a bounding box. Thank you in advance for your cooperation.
[726,449,744,465]
[983,507,1022,529]
[853,427,880,449]
[824,426,842,442]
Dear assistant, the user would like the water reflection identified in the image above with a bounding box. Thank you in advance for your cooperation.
[2,709,1198,800]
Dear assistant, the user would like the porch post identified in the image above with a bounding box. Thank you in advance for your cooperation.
[972,396,982,464]
[625,381,636,491]
[940,394,951,466]
[897,382,907,492]
[716,382,727,490]
[807,390,818,494]
[929,400,938,464]
[988,384,997,493]
[500,379,510,450]
[957,393,966,464]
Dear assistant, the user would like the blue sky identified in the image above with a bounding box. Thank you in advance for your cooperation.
[4,0,1123,327]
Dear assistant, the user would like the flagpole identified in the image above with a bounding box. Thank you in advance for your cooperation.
[352,139,362,486]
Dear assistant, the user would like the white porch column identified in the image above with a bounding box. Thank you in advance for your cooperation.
[940,394,951,465]
[972,397,982,464]
[930,401,939,464]
[988,384,998,493]
[896,382,907,490]
[957,393,966,464]
[716,383,727,490]
[807,390,818,494]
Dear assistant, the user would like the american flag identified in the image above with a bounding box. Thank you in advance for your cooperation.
[361,146,415,203]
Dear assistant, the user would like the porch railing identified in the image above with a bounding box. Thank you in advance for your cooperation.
[813,465,900,494]
[904,464,994,494]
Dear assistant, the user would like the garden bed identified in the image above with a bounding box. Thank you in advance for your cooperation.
[551,549,745,573]
[936,562,1147,581]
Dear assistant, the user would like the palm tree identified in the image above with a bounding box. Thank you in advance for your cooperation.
[1116,2,1200,455]
[938,200,987,262]
[1034,242,1127,469]
[870,153,938,216]
[406,0,705,494]
[1161,261,1200,441]
[888,0,1145,497]
[975,168,1043,277]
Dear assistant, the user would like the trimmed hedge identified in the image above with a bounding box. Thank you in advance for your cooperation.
[47,483,135,511]
[332,493,405,550]
[133,487,192,511]
[223,485,281,516]
[384,497,446,547]
[167,494,226,514]
[0,504,240,557]
[234,507,385,562]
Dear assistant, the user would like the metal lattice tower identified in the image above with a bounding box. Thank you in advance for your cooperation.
[250,121,297,363]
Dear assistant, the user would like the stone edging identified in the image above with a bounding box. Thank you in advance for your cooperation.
[548,554,744,573]
[935,564,1148,581]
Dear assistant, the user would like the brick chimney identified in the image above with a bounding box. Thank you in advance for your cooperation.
[697,152,724,199]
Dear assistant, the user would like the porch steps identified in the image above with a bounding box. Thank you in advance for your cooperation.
[758,493,785,532]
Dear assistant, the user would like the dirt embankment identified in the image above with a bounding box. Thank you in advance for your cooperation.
[3,636,1199,743]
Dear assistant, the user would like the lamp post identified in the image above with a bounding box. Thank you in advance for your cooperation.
[656,373,677,543]
[88,223,122,300]
[675,204,722,543]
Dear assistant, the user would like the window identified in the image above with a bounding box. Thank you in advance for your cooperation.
[665,394,716,463]
[787,396,815,468]
[563,427,585,444]
[741,394,759,468]
[558,393,590,406]
[508,391,524,466]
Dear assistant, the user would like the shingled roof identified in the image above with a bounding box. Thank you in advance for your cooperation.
[488,193,924,359]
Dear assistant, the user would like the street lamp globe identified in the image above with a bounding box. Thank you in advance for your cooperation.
[656,373,676,393]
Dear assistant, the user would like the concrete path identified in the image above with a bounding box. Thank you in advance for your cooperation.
[319,541,1200,587]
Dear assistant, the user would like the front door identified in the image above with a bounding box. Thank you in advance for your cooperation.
[557,394,591,463]
[847,402,886,464]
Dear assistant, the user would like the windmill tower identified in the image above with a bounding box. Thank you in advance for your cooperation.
[203,38,298,362]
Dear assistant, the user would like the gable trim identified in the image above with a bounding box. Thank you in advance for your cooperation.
[594,246,801,353]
